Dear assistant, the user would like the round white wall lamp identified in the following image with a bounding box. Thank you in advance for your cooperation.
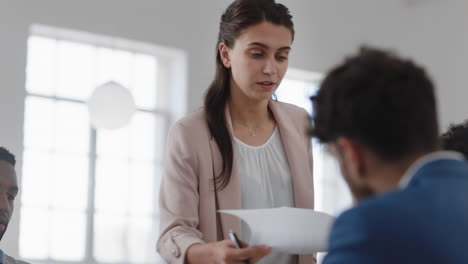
[87,81,136,130]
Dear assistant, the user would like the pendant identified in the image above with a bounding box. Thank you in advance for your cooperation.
[248,127,259,137]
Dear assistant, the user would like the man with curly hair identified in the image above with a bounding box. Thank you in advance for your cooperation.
[442,120,468,158]
[311,47,468,264]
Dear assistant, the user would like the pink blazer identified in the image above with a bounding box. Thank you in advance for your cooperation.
[157,100,315,264]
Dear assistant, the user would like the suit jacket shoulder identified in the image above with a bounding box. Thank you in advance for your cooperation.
[323,195,420,264]
[169,107,210,138]
[324,159,468,264]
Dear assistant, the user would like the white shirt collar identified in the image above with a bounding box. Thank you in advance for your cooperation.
[399,151,465,188]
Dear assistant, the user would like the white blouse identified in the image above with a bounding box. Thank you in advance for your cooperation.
[234,127,296,264]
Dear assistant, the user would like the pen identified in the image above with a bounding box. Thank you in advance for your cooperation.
[229,229,250,264]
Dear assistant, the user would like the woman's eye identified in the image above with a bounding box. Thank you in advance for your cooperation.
[277,55,288,61]
[250,52,263,58]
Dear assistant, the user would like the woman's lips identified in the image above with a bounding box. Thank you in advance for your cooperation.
[257,81,276,91]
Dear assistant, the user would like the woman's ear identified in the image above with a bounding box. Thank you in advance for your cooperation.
[219,42,231,68]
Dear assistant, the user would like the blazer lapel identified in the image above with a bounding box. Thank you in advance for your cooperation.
[209,104,241,239]
[269,100,314,210]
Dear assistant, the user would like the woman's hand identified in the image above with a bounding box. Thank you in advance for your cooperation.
[186,239,271,264]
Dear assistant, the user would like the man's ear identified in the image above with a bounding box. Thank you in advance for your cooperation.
[336,137,367,181]
[219,42,231,68]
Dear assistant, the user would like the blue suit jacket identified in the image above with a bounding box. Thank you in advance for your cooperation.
[323,158,468,264]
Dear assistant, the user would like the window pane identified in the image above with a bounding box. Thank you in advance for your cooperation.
[96,125,131,159]
[127,216,155,263]
[153,165,163,214]
[96,47,132,89]
[26,36,56,95]
[129,161,154,215]
[133,54,157,109]
[23,31,169,264]
[23,97,55,150]
[95,158,130,214]
[130,112,156,161]
[153,115,166,163]
[313,142,352,215]
[56,40,95,100]
[55,101,90,154]
[52,154,89,210]
[21,149,52,207]
[94,213,125,262]
[276,79,313,114]
[277,73,353,217]
[19,207,49,259]
[50,210,86,261]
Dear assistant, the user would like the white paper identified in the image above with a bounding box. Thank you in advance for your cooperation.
[219,207,335,254]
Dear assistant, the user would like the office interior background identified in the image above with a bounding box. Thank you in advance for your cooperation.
[1,0,467,263]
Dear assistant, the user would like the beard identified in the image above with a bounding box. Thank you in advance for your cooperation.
[345,177,376,202]
[0,213,9,241]
[337,153,376,202]
[331,142,377,203]
[0,224,7,240]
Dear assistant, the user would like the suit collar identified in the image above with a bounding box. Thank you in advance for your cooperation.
[399,151,465,188]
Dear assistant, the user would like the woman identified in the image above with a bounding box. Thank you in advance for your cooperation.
[157,0,314,263]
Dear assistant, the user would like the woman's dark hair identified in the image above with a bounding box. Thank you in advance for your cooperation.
[204,0,294,190]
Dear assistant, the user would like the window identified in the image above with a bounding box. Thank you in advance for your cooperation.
[276,68,352,216]
[277,68,352,263]
[20,25,186,264]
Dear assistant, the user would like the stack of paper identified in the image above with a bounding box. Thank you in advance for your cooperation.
[219,207,335,254]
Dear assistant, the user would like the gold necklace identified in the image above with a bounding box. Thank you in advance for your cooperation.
[234,122,260,137]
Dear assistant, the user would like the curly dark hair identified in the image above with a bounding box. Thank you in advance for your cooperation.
[310,46,439,161]
[441,120,468,158]
[0,147,16,167]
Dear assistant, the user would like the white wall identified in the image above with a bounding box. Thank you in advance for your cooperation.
[1,0,468,258]
[303,0,468,130]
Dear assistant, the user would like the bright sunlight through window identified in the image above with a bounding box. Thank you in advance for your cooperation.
[20,25,185,264]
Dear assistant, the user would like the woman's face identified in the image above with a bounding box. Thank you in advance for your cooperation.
[220,21,292,102]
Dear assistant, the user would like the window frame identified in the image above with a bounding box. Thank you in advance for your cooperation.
[19,24,187,264]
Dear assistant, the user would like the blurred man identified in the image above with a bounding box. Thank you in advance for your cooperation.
[0,147,29,264]
[441,120,468,158]
[310,47,468,264]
